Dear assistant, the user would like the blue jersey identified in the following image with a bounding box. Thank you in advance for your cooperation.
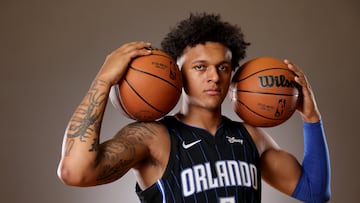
[136,116,261,203]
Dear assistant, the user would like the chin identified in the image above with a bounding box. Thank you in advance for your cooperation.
[204,102,223,111]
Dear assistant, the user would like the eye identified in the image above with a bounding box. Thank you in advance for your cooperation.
[194,65,206,71]
[217,64,230,72]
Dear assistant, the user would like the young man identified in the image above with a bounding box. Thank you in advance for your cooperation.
[58,13,331,202]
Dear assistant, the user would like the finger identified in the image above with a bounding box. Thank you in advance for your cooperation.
[284,59,306,83]
[121,41,152,53]
[112,41,152,59]
[126,45,153,58]
[284,59,301,73]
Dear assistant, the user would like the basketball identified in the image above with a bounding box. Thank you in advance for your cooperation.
[230,56,299,127]
[109,49,182,121]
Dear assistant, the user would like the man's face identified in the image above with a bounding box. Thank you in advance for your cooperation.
[177,42,233,111]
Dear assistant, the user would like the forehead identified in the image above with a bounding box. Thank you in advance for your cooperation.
[177,42,232,67]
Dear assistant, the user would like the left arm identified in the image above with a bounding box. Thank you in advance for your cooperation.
[287,59,331,202]
[249,60,331,202]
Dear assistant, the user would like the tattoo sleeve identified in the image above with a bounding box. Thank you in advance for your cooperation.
[61,78,160,185]
[65,79,109,156]
[95,123,158,184]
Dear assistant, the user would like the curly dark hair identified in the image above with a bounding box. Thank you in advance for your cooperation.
[161,12,250,69]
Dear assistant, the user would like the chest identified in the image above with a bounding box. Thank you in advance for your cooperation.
[171,125,259,167]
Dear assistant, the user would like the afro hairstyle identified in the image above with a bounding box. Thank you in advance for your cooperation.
[161,12,250,69]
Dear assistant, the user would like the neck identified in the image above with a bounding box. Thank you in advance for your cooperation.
[177,104,223,135]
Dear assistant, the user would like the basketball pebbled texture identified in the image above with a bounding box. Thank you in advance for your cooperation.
[230,56,300,127]
[110,49,182,121]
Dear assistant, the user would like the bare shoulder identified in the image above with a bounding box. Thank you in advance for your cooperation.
[95,121,170,185]
[115,121,171,188]
[242,123,280,156]
[115,121,169,142]
[115,121,171,166]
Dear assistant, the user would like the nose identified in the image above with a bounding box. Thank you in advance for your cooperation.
[207,66,219,83]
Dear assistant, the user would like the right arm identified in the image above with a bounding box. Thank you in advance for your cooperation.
[57,41,153,186]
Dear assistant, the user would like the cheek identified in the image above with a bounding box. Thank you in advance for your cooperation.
[183,80,189,94]
[181,71,189,93]
[222,73,232,85]
[182,73,202,94]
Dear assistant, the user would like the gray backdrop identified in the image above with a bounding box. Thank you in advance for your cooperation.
[1,0,359,202]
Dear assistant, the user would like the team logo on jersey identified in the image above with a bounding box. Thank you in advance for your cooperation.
[226,136,243,144]
[181,160,258,197]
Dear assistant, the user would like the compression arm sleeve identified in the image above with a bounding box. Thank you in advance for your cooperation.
[291,120,331,203]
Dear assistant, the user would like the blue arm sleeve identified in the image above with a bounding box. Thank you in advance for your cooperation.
[291,120,331,203]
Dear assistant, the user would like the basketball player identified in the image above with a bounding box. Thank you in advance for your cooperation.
[58,13,331,202]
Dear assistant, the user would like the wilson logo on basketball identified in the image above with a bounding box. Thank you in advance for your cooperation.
[258,75,296,88]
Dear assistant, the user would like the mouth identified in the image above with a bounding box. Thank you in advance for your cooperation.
[204,88,221,95]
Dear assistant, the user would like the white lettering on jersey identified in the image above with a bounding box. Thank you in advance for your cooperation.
[181,160,258,197]
[227,160,241,186]
[216,161,230,187]
[193,164,207,192]
[250,164,258,190]
[239,161,251,187]
[181,168,195,197]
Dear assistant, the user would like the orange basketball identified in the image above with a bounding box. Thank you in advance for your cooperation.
[110,49,182,121]
[230,56,299,127]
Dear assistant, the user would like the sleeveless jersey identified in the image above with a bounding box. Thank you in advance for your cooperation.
[136,116,261,203]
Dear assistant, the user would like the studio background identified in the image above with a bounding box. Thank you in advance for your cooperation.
[1,0,359,202]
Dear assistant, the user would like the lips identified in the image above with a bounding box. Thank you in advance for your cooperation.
[204,88,221,95]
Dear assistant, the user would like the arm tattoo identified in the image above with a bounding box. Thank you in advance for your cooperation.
[67,79,107,142]
[65,79,108,156]
[89,138,99,152]
[96,138,135,183]
[121,122,157,141]
[95,123,159,183]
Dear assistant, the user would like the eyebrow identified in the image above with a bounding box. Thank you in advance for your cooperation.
[191,59,231,65]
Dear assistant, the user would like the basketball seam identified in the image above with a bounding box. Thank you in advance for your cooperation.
[236,99,285,121]
[150,52,173,60]
[233,67,294,82]
[124,78,167,114]
[129,66,181,92]
[114,84,135,120]
[237,89,299,97]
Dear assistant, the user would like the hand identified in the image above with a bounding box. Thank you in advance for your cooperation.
[96,41,152,85]
[284,59,321,123]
